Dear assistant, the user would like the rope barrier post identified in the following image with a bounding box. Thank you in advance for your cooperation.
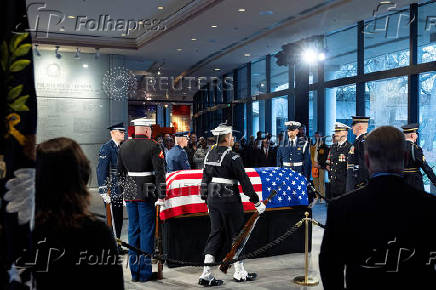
[293,212,319,287]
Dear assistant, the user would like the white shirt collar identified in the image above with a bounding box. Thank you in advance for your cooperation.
[112,139,120,147]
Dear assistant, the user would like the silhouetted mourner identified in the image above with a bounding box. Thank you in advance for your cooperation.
[346,116,370,191]
[320,126,436,289]
[118,118,166,282]
[402,123,436,191]
[199,123,265,287]
[96,122,126,251]
[277,121,311,179]
[326,122,352,199]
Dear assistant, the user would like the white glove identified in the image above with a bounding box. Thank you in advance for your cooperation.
[123,199,126,207]
[154,199,164,206]
[254,202,266,214]
[100,193,111,204]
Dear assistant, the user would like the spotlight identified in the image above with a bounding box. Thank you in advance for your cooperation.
[302,48,317,64]
[95,47,100,59]
[73,47,80,59]
[55,46,62,59]
[34,44,41,57]
[318,52,326,61]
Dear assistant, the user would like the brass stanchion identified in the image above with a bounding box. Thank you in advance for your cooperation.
[293,212,319,286]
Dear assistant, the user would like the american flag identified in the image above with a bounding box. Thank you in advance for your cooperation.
[160,167,308,220]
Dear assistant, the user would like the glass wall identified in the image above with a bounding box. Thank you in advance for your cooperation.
[271,96,288,143]
[366,77,408,128]
[324,26,357,81]
[418,1,436,64]
[271,56,289,92]
[419,72,436,191]
[251,58,267,96]
[237,65,248,99]
[364,9,410,73]
[309,91,318,137]
[326,84,356,142]
[252,101,260,136]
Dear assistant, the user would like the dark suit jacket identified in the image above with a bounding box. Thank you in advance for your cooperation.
[319,175,436,290]
[256,147,277,167]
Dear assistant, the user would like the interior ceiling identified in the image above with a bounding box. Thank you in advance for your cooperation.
[28,0,418,100]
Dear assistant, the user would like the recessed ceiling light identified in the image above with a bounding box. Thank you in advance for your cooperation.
[238,8,246,12]
[244,53,251,57]
[191,38,197,41]
[176,48,183,51]
[157,6,164,10]
[82,64,88,68]
[67,16,75,19]
[214,68,221,71]
[211,25,217,28]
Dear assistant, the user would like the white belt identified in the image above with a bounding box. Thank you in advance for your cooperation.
[128,171,155,177]
[211,177,239,185]
[283,162,303,167]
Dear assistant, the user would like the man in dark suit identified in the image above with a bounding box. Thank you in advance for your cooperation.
[257,138,276,167]
[319,126,436,289]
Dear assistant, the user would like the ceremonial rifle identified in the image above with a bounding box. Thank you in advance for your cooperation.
[105,188,115,234]
[219,189,278,273]
[154,205,163,279]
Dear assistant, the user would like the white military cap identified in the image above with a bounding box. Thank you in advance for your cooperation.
[334,122,351,132]
[131,118,155,127]
[211,123,233,136]
[284,121,301,130]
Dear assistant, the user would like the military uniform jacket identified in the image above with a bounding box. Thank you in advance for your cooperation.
[97,139,122,205]
[403,140,436,191]
[201,146,259,205]
[166,145,191,172]
[319,175,436,289]
[346,133,369,191]
[117,135,166,201]
[326,141,352,197]
[277,137,311,179]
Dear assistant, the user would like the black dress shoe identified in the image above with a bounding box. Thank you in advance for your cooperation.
[233,272,257,282]
[198,277,224,287]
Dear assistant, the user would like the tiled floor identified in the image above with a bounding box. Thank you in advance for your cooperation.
[89,189,327,289]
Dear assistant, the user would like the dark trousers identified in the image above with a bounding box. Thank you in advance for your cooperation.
[204,197,244,257]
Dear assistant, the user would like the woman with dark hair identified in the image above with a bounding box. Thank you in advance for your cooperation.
[31,137,124,289]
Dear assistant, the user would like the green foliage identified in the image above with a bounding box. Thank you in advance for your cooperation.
[1,32,32,115]
[9,95,30,112]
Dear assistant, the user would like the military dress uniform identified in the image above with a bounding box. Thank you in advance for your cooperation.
[199,123,265,287]
[402,123,436,191]
[326,123,352,199]
[346,116,370,191]
[166,133,191,172]
[117,118,166,282]
[277,121,311,179]
[97,123,125,240]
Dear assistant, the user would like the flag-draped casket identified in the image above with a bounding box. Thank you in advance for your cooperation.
[160,167,309,220]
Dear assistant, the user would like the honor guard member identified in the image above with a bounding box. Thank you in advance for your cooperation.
[199,123,266,287]
[96,122,126,250]
[166,132,191,172]
[326,123,352,199]
[277,121,312,179]
[402,123,436,191]
[117,118,166,282]
[346,116,370,191]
